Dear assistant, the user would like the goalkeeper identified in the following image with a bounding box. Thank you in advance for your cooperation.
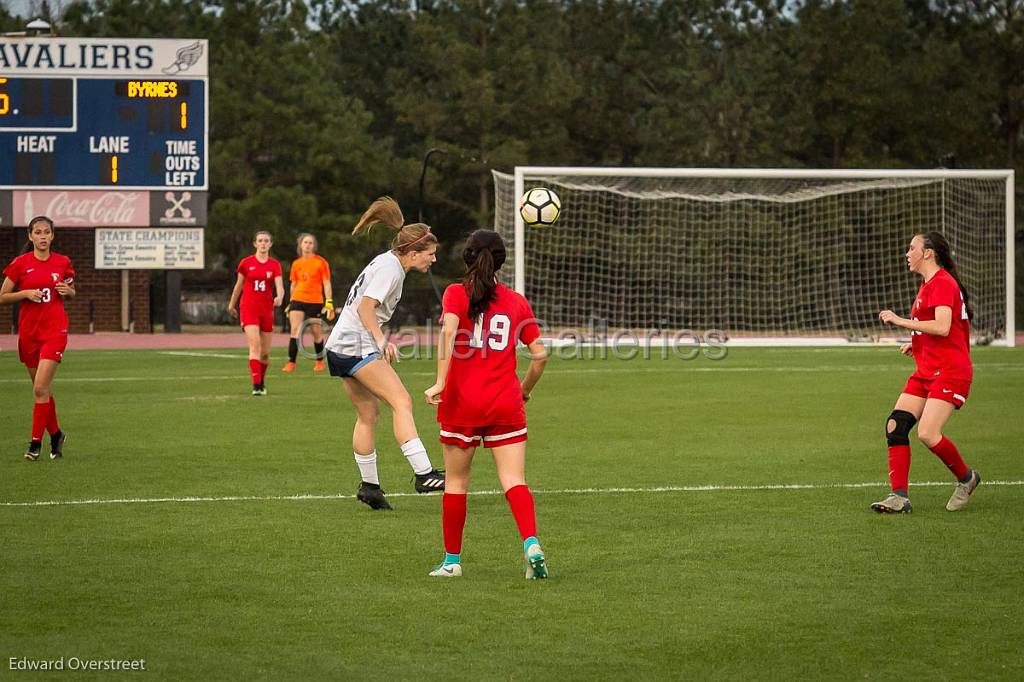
[282,233,335,372]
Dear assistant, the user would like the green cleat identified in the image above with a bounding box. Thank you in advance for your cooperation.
[525,542,548,580]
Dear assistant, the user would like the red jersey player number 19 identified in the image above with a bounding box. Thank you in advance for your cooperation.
[424,229,550,581]
[0,215,76,461]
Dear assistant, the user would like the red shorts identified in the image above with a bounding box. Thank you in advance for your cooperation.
[439,422,528,449]
[903,374,972,409]
[19,334,68,368]
[240,309,274,333]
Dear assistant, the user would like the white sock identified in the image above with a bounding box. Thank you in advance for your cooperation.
[354,451,379,485]
[400,438,432,475]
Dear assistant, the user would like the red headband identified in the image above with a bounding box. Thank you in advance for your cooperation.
[400,228,433,251]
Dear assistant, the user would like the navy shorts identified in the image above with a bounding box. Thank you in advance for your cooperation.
[326,350,380,378]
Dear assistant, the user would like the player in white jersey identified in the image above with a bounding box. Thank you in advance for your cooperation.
[325,197,445,510]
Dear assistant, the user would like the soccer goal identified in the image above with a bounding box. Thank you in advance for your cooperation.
[492,167,1015,347]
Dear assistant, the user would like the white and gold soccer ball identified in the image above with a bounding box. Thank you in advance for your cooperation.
[519,187,561,227]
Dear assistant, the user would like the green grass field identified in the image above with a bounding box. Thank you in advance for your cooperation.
[2,346,1023,679]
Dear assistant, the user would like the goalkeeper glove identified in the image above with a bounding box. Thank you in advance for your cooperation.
[322,298,336,321]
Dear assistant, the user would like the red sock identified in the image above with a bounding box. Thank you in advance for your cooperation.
[928,436,969,480]
[504,485,537,540]
[47,396,60,435]
[248,359,261,385]
[442,493,468,555]
[887,445,911,493]
[31,402,48,441]
[259,362,269,384]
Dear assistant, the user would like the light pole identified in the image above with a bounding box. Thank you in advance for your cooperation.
[418,147,448,303]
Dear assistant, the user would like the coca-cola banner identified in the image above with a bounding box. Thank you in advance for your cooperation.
[149,191,208,227]
[0,191,11,227]
[13,191,151,228]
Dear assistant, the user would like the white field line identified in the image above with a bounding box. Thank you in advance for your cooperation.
[159,351,248,359]
[2,480,1022,508]
[1,363,1023,384]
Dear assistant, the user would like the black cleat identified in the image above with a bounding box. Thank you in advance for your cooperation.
[357,482,393,510]
[24,441,42,462]
[414,469,446,494]
[49,431,66,460]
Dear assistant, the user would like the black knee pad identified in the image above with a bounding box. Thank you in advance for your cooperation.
[885,410,917,447]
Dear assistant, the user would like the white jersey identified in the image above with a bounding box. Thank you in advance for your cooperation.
[326,251,406,357]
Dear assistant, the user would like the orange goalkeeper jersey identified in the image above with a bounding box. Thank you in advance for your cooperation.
[289,255,331,304]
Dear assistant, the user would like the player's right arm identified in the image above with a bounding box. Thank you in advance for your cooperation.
[425,312,459,405]
[0,276,42,305]
[227,273,245,319]
[520,337,548,402]
[357,296,397,362]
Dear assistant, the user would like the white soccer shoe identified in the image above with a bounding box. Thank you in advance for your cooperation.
[429,562,462,578]
[946,470,981,511]
[525,543,548,580]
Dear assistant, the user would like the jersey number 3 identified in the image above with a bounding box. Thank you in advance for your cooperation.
[470,313,511,351]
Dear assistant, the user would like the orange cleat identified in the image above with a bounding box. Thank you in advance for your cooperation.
[313,360,326,372]
[282,362,297,373]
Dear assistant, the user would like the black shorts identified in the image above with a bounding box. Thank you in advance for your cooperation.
[287,300,323,319]
[326,350,380,378]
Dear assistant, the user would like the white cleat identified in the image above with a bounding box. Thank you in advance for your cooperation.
[946,470,981,511]
[429,563,462,578]
[525,543,548,580]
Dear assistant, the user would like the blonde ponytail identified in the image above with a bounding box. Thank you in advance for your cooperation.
[352,196,438,253]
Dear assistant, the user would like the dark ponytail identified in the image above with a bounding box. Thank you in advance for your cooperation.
[921,231,973,320]
[462,229,507,319]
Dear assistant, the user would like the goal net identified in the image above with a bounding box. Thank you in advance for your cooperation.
[492,168,1015,346]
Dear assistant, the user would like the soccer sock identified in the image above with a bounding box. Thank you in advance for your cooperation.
[46,396,60,435]
[504,484,538,541]
[31,402,48,442]
[259,361,269,384]
[400,437,433,475]
[288,338,298,363]
[442,493,468,556]
[928,436,969,481]
[887,445,911,496]
[248,359,261,386]
[313,341,325,360]
[354,451,380,485]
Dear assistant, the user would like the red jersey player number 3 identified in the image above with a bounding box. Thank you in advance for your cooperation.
[1,215,76,461]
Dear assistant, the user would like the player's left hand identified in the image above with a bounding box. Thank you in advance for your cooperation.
[273,295,284,307]
[878,310,902,326]
[424,383,443,405]
[322,306,336,321]
[55,281,74,296]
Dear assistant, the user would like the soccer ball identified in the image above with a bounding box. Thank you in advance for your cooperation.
[519,187,561,227]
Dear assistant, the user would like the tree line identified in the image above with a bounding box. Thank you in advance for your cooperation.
[2,0,1021,321]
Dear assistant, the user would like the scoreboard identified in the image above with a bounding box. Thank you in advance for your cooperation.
[0,37,208,190]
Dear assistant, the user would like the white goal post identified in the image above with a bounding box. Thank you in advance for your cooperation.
[492,167,1015,347]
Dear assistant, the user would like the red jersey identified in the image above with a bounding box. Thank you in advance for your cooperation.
[910,268,972,380]
[237,255,281,315]
[437,283,541,426]
[3,251,75,339]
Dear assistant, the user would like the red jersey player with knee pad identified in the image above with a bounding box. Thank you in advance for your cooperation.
[228,230,283,396]
[1,216,76,461]
[424,229,550,579]
[873,231,980,513]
